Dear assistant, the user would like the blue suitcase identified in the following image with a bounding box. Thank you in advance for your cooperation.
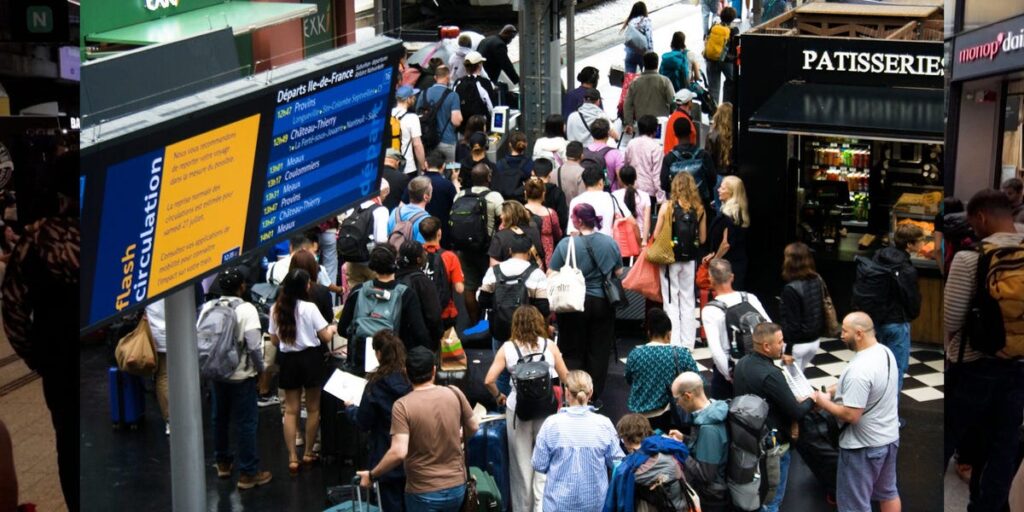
[325,476,380,512]
[468,419,510,512]
[109,367,145,429]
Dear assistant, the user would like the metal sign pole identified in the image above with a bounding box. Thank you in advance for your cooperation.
[165,287,206,512]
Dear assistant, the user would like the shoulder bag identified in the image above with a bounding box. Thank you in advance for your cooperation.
[646,204,676,265]
[547,237,587,312]
[115,316,158,377]
[583,236,629,309]
[818,275,840,337]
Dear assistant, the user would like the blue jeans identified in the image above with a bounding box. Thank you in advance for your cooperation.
[876,322,910,391]
[211,377,260,474]
[405,484,466,512]
[701,0,716,35]
[492,337,512,397]
[945,359,1024,511]
[624,46,644,74]
[761,448,791,512]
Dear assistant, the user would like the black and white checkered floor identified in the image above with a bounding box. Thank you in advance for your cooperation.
[622,338,945,403]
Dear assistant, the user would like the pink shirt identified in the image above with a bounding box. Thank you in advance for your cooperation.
[624,135,665,203]
[587,141,625,192]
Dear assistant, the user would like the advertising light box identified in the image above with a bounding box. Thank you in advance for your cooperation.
[80,37,403,332]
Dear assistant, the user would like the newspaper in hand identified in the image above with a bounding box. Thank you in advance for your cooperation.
[781,363,814,400]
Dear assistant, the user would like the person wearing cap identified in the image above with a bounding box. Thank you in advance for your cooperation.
[206,267,273,489]
[453,51,496,127]
[393,85,426,175]
[563,66,600,120]
[566,88,618,146]
[382,148,410,211]
[623,52,675,131]
[664,88,699,153]
[357,346,479,511]
[477,25,519,107]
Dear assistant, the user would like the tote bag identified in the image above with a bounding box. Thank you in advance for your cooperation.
[646,207,676,265]
[115,317,158,377]
[611,194,642,258]
[624,22,649,51]
[623,248,662,301]
[548,238,587,313]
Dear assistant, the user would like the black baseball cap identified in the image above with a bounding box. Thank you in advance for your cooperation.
[406,346,436,381]
[216,267,245,295]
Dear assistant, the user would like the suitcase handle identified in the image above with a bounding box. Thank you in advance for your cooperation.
[352,476,382,512]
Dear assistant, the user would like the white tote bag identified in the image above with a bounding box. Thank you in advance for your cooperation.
[547,237,587,313]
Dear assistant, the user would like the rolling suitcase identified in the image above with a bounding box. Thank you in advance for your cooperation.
[468,419,510,512]
[321,360,368,466]
[325,476,381,511]
[469,466,501,512]
[109,367,145,429]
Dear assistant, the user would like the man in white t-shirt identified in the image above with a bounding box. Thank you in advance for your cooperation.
[205,268,273,490]
[812,312,901,512]
[393,85,426,175]
[568,166,616,238]
[701,258,770,400]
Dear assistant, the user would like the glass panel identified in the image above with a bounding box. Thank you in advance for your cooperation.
[1002,84,1024,184]
[963,0,1024,32]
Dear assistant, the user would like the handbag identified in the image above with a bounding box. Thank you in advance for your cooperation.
[583,237,629,309]
[440,327,469,370]
[547,237,587,313]
[646,206,676,265]
[115,316,158,377]
[611,194,642,258]
[623,248,662,301]
[818,275,840,337]
[624,22,648,51]
[696,259,713,291]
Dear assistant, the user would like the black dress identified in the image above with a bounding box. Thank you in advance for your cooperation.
[708,212,748,289]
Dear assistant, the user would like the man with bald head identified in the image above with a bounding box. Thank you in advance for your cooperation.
[670,372,730,510]
[813,312,901,512]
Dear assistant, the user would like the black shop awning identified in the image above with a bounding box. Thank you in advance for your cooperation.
[748,82,944,143]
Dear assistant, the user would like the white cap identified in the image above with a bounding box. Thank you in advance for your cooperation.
[465,51,487,65]
[674,89,696,104]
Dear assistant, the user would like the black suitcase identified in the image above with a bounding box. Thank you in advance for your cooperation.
[320,361,368,467]
[437,349,498,411]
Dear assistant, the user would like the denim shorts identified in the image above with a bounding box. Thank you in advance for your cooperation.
[837,441,899,512]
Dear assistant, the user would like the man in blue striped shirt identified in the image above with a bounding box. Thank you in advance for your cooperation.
[532,370,624,512]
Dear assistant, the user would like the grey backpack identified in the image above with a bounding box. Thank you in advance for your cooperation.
[196,297,245,381]
[347,283,408,374]
[726,394,771,511]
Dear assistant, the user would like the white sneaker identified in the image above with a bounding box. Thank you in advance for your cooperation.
[257,394,281,407]
[165,422,171,436]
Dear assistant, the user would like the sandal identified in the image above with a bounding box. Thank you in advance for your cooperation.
[288,459,300,476]
[302,453,320,466]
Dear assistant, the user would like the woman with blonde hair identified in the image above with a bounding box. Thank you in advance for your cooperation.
[703,175,750,288]
[532,370,624,512]
[485,305,568,512]
[489,199,545,268]
[650,172,707,349]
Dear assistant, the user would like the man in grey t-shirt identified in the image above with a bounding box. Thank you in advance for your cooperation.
[812,312,900,512]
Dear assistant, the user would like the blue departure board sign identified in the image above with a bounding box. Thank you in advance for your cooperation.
[80,38,403,332]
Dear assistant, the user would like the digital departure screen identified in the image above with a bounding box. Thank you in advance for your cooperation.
[80,40,403,332]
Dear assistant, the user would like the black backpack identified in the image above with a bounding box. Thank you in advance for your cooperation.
[449,191,491,251]
[671,203,700,262]
[490,263,537,342]
[581,145,614,182]
[424,249,452,310]
[493,157,527,200]
[510,338,557,423]
[454,76,494,123]
[707,293,766,364]
[337,204,382,262]
[851,255,899,326]
[418,88,452,152]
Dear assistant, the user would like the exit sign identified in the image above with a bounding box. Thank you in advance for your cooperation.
[11,0,69,42]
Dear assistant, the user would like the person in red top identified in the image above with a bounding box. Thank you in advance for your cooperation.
[419,216,465,329]
[663,88,698,154]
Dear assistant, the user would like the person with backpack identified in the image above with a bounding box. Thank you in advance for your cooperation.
[704,7,739,105]
[396,240,444,349]
[733,323,815,512]
[458,131,497,190]
[493,130,534,200]
[624,115,667,208]
[650,172,707,350]
[382,149,410,211]
[198,268,273,489]
[623,52,675,133]
[415,65,462,162]
[944,189,1024,511]
[851,223,923,396]
[392,85,426,175]
[451,163,505,325]
[569,166,618,238]
[489,200,545,268]
[567,88,618,146]
[484,305,569,512]
[809,312,901,512]
[701,258,771,400]
[343,330,413,512]
[660,32,699,92]
[551,141,588,206]
[388,176,433,247]
[402,151,457,244]
[583,118,625,192]
[625,308,699,433]
[703,175,750,288]
[779,242,829,373]
[453,51,495,127]
[621,2,653,73]
[670,372,731,511]
[269,269,338,476]
[548,203,624,399]
[338,183,390,294]
[661,118,715,215]
[420,216,464,330]
[534,115,569,168]
[524,176,565,269]
[338,244,431,365]
[664,89,699,154]
[605,414,696,512]
[356,346,479,511]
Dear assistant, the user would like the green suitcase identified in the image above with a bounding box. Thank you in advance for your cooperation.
[469,466,501,512]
